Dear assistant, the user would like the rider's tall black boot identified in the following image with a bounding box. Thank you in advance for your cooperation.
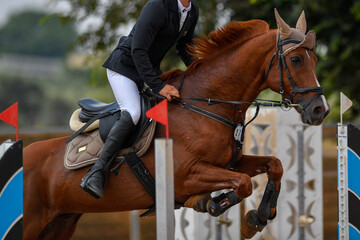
[80,111,135,199]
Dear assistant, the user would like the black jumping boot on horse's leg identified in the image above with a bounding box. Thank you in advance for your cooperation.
[80,111,135,199]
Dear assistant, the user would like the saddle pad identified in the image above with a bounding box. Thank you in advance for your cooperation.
[64,120,156,170]
[69,109,99,133]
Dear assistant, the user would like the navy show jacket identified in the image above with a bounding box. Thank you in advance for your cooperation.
[103,0,199,93]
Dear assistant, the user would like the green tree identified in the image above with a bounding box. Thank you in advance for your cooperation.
[0,75,44,126]
[55,0,230,53]
[56,0,230,83]
[224,0,360,120]
[0,11,77,57]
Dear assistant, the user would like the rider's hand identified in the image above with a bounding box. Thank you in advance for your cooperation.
[159,84,180,101]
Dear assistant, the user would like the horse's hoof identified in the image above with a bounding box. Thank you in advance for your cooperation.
[241,210,267,239]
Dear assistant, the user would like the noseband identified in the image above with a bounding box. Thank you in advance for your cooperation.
[264,35,324,112]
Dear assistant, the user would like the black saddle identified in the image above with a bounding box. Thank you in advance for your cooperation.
[78,99,118,121]
[66,93,154,146]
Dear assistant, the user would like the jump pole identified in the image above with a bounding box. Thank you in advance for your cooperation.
[146,99,175,239]
[0,139,23,240]
[338,123,349,240]
[155,138,174,240]
[337,93,360,240]
[0,103,22,239]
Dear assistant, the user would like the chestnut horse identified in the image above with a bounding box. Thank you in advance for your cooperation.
[23,10,329,239]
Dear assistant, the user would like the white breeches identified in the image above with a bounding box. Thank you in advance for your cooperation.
[107,69,141,125]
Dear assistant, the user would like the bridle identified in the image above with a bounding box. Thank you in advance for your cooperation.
[264,34,324,112]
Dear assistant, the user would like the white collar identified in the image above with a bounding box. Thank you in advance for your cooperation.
[177,0,191,14]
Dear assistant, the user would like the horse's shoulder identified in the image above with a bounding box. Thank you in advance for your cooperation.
[24,136,67,155]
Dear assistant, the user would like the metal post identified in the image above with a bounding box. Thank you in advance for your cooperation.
[338,124,349,240]
[155,138,174,240]
[297,126,305,240]
[130,210,140,240]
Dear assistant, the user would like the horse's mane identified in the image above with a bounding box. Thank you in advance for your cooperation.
[189,19,270,68]
[161,20,270,82]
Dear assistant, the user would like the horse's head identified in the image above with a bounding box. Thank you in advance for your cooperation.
[265,9,330,125]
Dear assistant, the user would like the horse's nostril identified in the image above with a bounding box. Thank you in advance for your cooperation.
[313,106,323,115]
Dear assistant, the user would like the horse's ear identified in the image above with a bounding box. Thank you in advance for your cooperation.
[274,8,291,40]
[296,11,307,34]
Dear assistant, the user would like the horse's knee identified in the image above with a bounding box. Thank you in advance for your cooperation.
[234,174,252,198]
[267,157,283,181]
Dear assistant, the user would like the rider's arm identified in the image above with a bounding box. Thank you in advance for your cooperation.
[176,8,199,66]
[131,1,166,94]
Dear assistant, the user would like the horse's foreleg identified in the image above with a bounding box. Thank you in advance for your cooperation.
[184,191,240,217]
[234,155,283,239]
[38,214,83,240]
[182,162,252,216]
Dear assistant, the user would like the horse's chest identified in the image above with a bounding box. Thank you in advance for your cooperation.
[195,141,234,166]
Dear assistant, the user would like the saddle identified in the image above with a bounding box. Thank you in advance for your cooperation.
[64,93,156,170]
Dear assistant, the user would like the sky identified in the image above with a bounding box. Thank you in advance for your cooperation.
[0,0,70,27]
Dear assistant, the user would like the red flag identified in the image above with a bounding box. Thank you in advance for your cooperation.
[0,102,19,140]
[146,99,169,138]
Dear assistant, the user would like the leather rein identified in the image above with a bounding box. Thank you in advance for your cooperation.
[148,35,324,170]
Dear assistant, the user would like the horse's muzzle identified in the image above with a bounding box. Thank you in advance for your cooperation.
[299,96,330,125]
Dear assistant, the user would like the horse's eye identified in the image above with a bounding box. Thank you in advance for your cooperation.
[290,56,302,66]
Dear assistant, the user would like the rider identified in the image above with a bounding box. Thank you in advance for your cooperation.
[80,0,199,199]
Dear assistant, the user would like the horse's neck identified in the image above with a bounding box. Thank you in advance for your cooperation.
[185,32,276,104]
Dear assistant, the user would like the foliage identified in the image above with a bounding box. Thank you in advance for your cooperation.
[0,10,118,130]
[0,11,77,57]
[54,0,230,53]
[225,0,360,121]
[56,0,360,122]
[0,65,115,128]
[0,75,44,126]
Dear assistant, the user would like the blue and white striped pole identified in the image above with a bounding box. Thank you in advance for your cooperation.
[338,93,360,240]
[0,140,23,240]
